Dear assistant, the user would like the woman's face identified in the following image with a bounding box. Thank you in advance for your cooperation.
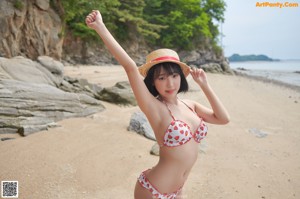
[153,67,181,98]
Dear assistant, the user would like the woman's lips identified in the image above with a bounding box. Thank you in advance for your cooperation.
[166,89,175,94]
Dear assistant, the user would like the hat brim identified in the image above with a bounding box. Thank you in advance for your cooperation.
[139,60,190,77]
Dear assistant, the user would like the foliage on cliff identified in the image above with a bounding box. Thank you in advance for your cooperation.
[53,0,226,51]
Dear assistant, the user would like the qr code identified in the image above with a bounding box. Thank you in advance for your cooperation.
[1,181,18,198]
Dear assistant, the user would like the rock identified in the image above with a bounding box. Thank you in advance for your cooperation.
[236,67,249,71]
[1,137,15,141]
[221,60,235,75]
[182,51,203,65]
[0,0,62,59]
[248,128,268,138]
[180,50,234,74]
[61,76,103,99]
[98,81,137,106]
[37,56,64,75]
[115,81,131,89]
[0,56,106,136]
[35,0,50,10]
[0,56,63,86]
[150,143,160,156]
[127,111,156,141]
[201,63,224,73]
[0,128,18,134]
[0,79,105,136]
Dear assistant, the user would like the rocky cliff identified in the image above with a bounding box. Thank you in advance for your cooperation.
[0,0,232,74]
[0,0,63,60]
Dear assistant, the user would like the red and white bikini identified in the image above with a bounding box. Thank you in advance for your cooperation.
[138,169,182,199]
[137,99,208,199]
[160,99,208,147]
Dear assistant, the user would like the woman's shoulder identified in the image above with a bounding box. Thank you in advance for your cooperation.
[180,98,196,107]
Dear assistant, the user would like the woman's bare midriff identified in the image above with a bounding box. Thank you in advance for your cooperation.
[145,139,199,193]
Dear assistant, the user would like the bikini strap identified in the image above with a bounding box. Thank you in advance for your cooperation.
[179,99,197,115]
[162,100,176,120]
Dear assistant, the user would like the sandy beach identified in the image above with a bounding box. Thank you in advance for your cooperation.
[1,65,300,199]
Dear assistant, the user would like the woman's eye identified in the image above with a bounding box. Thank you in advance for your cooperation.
[158,76,165,80]
[172,74,179,78]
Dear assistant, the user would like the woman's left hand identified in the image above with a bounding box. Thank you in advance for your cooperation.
[190,67,208,86]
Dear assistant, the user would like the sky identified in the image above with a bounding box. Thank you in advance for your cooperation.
[221,0,300,60]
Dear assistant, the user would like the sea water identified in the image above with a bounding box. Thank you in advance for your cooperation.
[229,60,300,87]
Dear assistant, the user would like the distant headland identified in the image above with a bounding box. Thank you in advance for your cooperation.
[228,54,280,62]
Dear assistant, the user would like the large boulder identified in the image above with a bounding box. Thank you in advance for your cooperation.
[0,56,63,86]
[60,76,103,100]
[98,81,137,106]
[127,111,156,141]
[0,56,105,136]
[181,50,234,74]
[201,63,224,73]
[0,79,104,136]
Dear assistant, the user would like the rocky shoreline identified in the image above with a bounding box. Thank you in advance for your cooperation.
[233,69,300,94]
[0,57,138,137]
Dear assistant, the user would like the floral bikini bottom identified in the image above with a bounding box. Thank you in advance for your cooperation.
[137,169,182,199]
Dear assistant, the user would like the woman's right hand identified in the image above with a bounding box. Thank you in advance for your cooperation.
[85,10,103,30]
[190,67,208,87]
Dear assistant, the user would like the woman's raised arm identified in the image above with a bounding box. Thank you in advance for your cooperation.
[190,68,230,125]
[85,10,159,115]
[85,10,136,73]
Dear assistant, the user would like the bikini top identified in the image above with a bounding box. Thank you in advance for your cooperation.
[160,100,208,147]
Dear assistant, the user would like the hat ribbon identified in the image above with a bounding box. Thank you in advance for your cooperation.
[150,56,179,63]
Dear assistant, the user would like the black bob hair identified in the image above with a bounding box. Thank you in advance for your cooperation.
[143,62,189,97]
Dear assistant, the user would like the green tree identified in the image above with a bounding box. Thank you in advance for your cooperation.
[54,0,226,52]
[58,0,120,40]
[57,0,162,43]
[144,0,215,49]
[114,0,163,41]
[201,0,226,22]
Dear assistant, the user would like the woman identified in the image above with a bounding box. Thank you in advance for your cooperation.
[86,10,230,199]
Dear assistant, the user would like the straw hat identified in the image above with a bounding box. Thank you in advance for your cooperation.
[138,49,190,77]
